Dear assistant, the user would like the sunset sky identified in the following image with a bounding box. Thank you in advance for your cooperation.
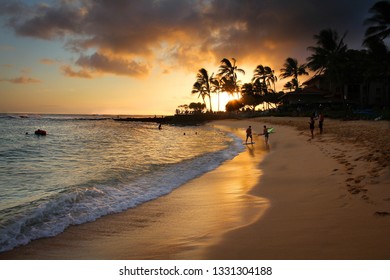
[0,0,375,115]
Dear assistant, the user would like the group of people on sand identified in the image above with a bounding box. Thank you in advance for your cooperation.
[246,125,269,145]
[309,112,324,139]
[245,112,325,145]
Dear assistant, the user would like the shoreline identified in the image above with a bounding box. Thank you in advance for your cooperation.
[0,120,269,259]
[1,117,389,259]
[206,117,390,259]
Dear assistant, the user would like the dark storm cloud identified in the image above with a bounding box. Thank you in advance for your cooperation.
[0,0,84,39]
[0,0,375,77]
[0,1,28,16]
[202,0,375,62]
[75,52,150,76]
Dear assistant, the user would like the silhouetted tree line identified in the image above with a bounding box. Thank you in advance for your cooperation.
[182,1,390,113]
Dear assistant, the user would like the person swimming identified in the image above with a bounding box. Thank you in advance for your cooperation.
[34,129,47,136]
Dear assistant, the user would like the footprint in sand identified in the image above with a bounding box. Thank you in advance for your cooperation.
[354,156,363,161]
[374,211,390,217]
[354,175,366,184]
[347,184,367,195]
[335,154,345,159]
[369,171,379,178]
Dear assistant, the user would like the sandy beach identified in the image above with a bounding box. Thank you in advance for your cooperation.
[0,117,389,260]
[207,117,390,259]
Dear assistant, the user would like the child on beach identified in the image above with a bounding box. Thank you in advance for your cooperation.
[309,114,315,139]
[318,112,324,134]
[246,126,253,143]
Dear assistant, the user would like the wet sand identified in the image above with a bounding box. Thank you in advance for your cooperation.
[206,117,390,259]
[1,117,389,259]
[0,121,268,259]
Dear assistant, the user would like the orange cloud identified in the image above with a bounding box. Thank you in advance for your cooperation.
[0,0,371,78]
[61,65,94,79]
[61,52,150,78]
[75,52,150,77]
[0,76,41,84]
[40,58,58,65]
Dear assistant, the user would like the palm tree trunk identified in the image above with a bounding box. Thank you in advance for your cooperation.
[218,91,220,112]
[202,96,207,111]
[208,95,213,112]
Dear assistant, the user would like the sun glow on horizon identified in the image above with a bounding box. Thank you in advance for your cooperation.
[211,92,236,112]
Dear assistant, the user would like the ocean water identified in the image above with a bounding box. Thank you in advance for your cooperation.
[0,114,243,253]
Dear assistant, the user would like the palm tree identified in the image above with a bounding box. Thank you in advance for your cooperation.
[279,57,308,90]
[251,65,278,110]
[241,83,262,112]
[363,37,390,106]
[307,29,348,92]
[266,67,278,93]
[365,37,390,80]
[210,73,222,112]
[191,68,213,112]
[217,58,245,99]
[252,65,277,93]
[363,1,390,107]
[364,1,390,46]
[283,80,298,92]
[191,81,207,111]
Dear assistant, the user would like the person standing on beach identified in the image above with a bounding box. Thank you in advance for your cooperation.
[318,112,324,134]
[309,114,315,139]
[263,125,269,145]
[246,126,253,143]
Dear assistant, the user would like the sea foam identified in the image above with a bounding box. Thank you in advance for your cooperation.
[0,118,243,253]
